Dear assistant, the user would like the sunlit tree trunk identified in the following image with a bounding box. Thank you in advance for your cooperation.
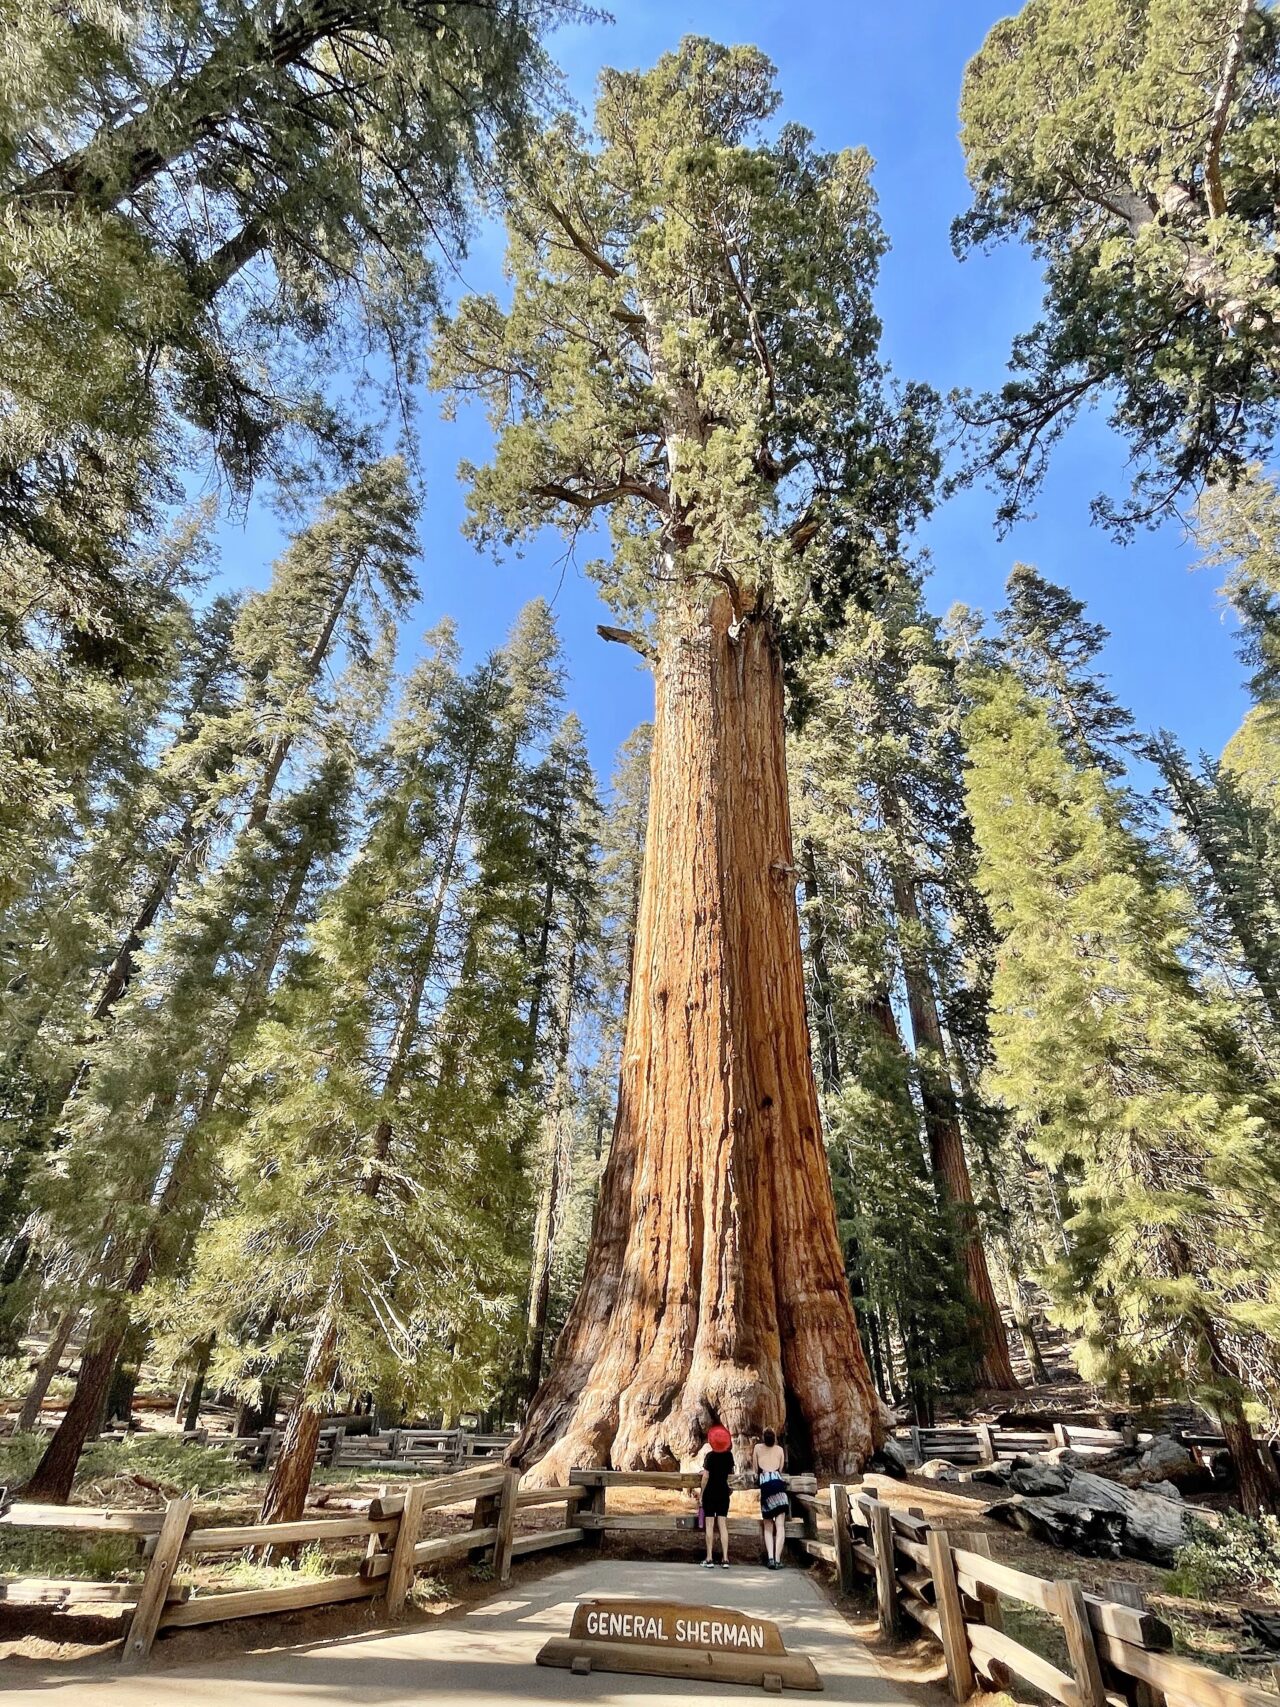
[513,594,884,1480]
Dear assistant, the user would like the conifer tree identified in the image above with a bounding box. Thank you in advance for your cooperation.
[522,713,603,1395]
[20,463,416,1501]
[995,565,1141,777]
[964,663,1280,1513]
[0,0,576,859]
[1152,734,1280,1039]
[957,0,1280,527]
[432,39,942,1475]
[247,602,568,1520]
[791,553,1019,1393]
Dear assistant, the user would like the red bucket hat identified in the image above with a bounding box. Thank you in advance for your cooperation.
[707,1425,732,1452]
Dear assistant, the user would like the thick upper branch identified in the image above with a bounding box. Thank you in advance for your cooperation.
[1205,0,1255,219]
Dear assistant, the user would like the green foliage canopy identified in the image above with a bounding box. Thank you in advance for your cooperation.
[957,0,1280,529]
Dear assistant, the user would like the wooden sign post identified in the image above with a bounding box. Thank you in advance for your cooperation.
[537,1597,822,1692]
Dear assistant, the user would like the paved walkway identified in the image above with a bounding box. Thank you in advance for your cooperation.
[0,1559,917,1704]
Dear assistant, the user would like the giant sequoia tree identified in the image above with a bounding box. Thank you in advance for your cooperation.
[433,39,935,1476]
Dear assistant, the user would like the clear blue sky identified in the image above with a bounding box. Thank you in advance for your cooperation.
[214,0,1248,790]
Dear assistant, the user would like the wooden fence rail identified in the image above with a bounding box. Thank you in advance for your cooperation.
[0,1465,587,1665]
[826,1482,1272,1707]
[6,1464,1272,1698]
[227,1424,515,1473]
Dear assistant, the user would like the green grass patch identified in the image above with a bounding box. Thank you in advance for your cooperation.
[0,1527,140,1582]
[180,1543,342,1592]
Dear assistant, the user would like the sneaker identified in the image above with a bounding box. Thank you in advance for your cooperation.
[701,1558,716,1569]
[721,1561,731,1569]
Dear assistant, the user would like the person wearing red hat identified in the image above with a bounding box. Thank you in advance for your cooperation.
[698,1425,735,1569]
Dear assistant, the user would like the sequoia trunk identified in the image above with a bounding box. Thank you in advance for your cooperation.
[513,595,884,1480]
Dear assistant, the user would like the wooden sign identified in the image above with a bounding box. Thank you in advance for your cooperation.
[537,1596,822,1692]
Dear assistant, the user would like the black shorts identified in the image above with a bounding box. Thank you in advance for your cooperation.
[702,1489,731,1518]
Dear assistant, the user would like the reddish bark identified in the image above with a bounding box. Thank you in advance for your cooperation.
[1220,1393,1280,1518]
[513,595,884,1481]
[258,1311,340,1527]
[22,1315,127,1500]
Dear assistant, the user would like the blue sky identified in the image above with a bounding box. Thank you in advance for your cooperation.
[214,0,1248,789]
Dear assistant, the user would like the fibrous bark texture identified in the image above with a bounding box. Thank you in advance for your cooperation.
[513,595,885,1481]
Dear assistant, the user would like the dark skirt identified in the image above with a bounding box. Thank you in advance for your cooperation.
[759,1476,789,1519]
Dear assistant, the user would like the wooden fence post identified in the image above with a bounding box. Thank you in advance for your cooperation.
[960,1531,1003,1632]
[1111,1582,1160,1707]
[491,1468,520,1584]
[829,1483,855,1594]
[584,1476,606,1551]
[384,1483,427,1618]
[122,1494,192,1667]
[975,1423,996,1466]
[1056,1578,1108,1707]
[869,1500,899,1641]
[469,1480,498,1564]
[927,1529,976,1703]
[1053,1423,1070,1449]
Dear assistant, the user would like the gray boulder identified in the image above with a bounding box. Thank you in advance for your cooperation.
[984,1471,1188,1564]
[866,1437,911,1480]
[1140,1436,1195,1478]
[986,1495,1125,1557]
[1041,1446,1095,1471]
[1063,1470,1188,1562]
[968,1463,1014,1487]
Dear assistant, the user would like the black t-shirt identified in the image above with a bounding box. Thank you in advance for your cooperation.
[703,1449,734,1495]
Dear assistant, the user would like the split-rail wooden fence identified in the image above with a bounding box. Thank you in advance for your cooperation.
[4,1465,1275,1700]
[813,1481,1273,1707]
[0,1465,584,1666]
[899,1420,1280,1480]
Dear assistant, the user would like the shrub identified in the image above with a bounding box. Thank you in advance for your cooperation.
[1166,1515,1280,1599]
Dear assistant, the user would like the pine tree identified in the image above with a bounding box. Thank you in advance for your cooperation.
[20,463,416,1501]
[0,0,573,865]
[1151,733,1280,1041]
[964,663,1280,1514]
[956,0,1280,529]
[247,602,570,1520]
[995,565,1140,777]
[791,553,1020,1394]
[522,713,603,1396]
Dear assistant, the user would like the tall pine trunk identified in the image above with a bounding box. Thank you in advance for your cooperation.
[512,595,883,1480]
[880,803,1019,1391]
[17,1307,77,1432]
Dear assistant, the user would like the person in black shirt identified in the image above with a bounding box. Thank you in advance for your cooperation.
[698,1424,734,1568]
